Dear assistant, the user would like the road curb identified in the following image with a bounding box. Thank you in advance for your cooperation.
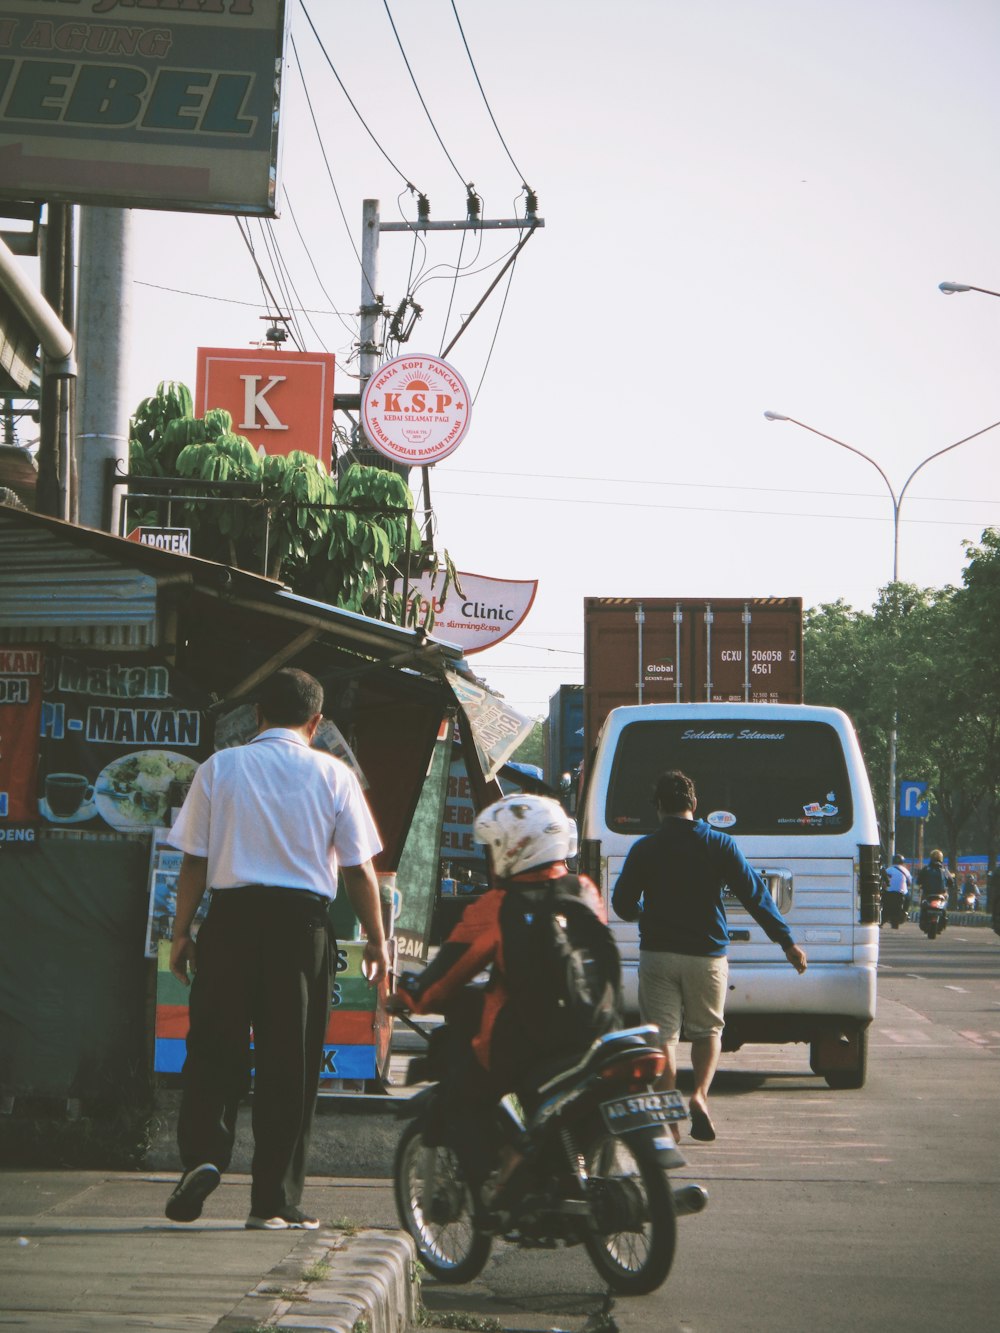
[216,1226,419,1333]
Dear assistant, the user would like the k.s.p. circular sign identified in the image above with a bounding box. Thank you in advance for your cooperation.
[362,355,471,465]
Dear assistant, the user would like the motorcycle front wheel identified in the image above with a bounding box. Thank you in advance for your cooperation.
[393,1119,492,1283]
[581,1129,677,1295]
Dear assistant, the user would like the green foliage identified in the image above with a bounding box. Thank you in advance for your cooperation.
[511,720,544,769]
[804,538,1000,867]
[127,384,434,624]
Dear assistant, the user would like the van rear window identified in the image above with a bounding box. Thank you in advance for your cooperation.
[605,720,854,836]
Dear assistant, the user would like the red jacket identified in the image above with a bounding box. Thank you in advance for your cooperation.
[396,864,604,1071]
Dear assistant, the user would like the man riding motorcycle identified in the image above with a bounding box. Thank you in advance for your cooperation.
[389,793,619,1202]
[917,850,953,933]
[882,853,912,929]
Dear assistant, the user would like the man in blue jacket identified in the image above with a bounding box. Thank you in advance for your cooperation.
[612,770,806,1143]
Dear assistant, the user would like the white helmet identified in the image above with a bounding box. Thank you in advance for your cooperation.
[473,794,578,879]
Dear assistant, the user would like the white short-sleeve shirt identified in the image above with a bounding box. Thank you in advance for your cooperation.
[169,728,383,899]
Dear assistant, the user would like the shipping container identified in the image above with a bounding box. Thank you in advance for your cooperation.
[544,683,585,787]
[584,597,803,751]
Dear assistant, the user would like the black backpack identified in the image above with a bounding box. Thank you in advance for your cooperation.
[919,863,948,897]
[500,876,622,1059]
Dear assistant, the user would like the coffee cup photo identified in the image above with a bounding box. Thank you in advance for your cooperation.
[44,773,95,818]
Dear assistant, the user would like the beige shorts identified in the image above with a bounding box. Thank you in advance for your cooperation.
[638,950,729,1045]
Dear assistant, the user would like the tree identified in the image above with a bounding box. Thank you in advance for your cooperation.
[128,382,429,624]
[511,721,545,770]
[955,528,1000,873]
[803,532,1000,868]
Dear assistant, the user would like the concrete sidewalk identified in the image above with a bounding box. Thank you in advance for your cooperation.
[0,1169,417,1333]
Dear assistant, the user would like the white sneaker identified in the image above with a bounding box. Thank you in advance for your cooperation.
[245,1208,320,1230]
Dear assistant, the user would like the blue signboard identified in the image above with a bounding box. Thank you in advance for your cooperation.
[899,780,929,819]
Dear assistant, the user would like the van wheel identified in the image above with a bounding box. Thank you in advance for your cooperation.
[810,1030,868,1089]
[812,1029,868,1090]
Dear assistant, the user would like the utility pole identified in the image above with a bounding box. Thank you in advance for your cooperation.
[76,207,133,531]
[342,194,544,513]
[36,203,76,520]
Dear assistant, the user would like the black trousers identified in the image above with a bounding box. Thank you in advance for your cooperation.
[177,887,333,1217]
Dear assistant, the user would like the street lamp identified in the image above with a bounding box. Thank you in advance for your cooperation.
[939,281,1000,298]
[763,410,1000,857]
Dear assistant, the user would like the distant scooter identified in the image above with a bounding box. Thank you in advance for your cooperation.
[918,891,949,940]
[957,884,980,912]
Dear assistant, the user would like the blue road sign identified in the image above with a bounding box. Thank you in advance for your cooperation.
[899,780,929,819]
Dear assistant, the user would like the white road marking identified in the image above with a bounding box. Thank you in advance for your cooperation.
[944,985,969,993]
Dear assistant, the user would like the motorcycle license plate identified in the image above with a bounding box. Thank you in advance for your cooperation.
[600,1090,687,1134]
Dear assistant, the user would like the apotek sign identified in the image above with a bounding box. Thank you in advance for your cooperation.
[196,347,336,467]
[362,354,471,465]
[0,0,287,215]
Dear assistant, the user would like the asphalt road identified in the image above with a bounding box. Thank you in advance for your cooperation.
[332,923,1000,1333]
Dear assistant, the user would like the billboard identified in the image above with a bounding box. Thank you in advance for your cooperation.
[414,570,537,654]
[196,346,336,467]
[0,0,286,215]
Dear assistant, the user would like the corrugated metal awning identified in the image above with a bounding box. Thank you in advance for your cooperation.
[0,507,466,671]
[0,523,159,647]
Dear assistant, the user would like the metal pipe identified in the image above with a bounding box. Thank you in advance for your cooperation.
[0,233,73,364]
[673,1184,709,1216]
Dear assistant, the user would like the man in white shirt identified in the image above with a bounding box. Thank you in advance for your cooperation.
[882,853,912,930]
[164,668,388,1231]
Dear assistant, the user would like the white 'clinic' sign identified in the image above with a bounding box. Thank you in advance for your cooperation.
[415,571,538,654]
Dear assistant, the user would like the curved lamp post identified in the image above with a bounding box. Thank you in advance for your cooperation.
[763,410,1000,857]
[939,281,1000,299]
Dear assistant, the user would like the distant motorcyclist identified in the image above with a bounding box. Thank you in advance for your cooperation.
[958,874,980,911]
[917,850,953,932]
[882,853,912,929]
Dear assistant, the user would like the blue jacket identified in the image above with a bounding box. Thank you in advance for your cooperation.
[611,816,794,958]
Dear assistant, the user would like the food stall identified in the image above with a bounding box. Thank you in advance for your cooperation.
[0,506,525,1111]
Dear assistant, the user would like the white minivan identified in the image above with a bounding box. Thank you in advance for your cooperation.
[578,703,881,1088]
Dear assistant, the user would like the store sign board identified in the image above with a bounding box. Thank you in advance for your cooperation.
[126,526,191,555]
[195,347,336,467]
[0,0,287,216]
[362,354,471,465]
[0,645,43,822]
[446,670,533,783]
[415,570,537,654]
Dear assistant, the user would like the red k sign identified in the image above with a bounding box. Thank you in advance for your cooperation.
[195,348,336,468]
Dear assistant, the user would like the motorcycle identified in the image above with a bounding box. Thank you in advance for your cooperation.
[881,891,910,929]
[918,891,949,940]
[392,1016,707,1295]
[957,886,980,912]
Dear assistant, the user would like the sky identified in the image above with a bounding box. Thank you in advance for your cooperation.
[37,0,1000,717]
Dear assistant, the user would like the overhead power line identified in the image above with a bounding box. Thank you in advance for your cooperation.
[289,32,363,275]
[281,186,359,341]
[431,486,998,529]
[299,0,419,192]
[383,0,469,190]
[234,217,303,350]
[450,0,532,190]
[443,467,997,508]
[133,279,352,318]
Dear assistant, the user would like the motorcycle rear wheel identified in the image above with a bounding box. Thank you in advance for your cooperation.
[581,1130,677,1295]
[393,1120,492,1283]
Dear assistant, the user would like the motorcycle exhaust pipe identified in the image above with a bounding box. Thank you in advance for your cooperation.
[673,1184,709,1216]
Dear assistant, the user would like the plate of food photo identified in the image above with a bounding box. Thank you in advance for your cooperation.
[94,750,199,832]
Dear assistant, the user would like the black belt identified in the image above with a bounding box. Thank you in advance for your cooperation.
[212,884,330,908]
